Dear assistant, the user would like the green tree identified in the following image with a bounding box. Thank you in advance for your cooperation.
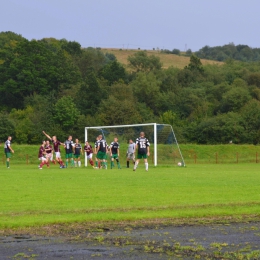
[185,55,204,73]
[0,39,80,109]
[76,47,107,79]
[159,110,180,126]
[131,72,161,114]
[54,96,80,131]
[192,112,244,144]
[98,83,142,125]
[186,49,192,56]
[9,107,34,144]
[0,112,15,142]
[159,66,180,92]
[0,31,24,49]
[240,99,260,144]
[100,60,126,85]
[172,49,180,55]
[60,39,82,56]
[76,71,106,116]
[221,87,251,112]
[177,55,205,87]
[174,88,207,119]
[127,51,162,73]
[247,72,260,88]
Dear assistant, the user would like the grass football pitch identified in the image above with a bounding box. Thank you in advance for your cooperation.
[1,163,260,229]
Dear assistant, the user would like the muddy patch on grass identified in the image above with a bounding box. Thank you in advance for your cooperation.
[1,221,260,259]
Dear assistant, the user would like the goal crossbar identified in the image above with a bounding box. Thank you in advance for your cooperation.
[85,123,185,167]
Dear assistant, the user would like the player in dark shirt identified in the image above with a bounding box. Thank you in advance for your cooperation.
[84,141,95,168]
[110,137,121,169]
[64,135,74,168]
[4,136,14,168]
[74,138,83,167]
[94,136,100,168]
[133,132,150,172]
[96,134,108,169]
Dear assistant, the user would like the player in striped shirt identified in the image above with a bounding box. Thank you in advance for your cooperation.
[96,135,108,169]
[133,132,150,171]
[110,137,121,169]
[74,138,83,167]
[94,136,100,168]
[64,135,74,168]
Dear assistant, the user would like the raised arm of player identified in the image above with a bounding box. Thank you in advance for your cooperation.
[42,131,52,140]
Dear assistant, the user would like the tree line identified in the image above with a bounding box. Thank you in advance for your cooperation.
[1,31,260,145]
[161,43,260,62]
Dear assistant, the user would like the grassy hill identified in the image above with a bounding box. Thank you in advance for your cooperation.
[101,48,223,69]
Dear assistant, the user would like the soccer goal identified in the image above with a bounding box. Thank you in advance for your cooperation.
[85,123,185,167]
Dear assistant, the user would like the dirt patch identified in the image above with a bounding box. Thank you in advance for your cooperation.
[1,220,260,259]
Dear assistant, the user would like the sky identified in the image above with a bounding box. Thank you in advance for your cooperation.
[1,0,260,51]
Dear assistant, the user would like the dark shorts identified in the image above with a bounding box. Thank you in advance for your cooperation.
[97,151,106,160]
[74,154,81,159]
[65,153,73,159]
[137,153,148,159]
[111,154,118,160]
[5,152,11,159]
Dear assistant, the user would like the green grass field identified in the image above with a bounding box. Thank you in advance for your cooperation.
[1,163,260,229]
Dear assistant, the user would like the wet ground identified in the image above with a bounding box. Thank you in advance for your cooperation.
[1,221,260,259]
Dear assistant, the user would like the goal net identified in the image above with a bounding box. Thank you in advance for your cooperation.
[85,123,185,167]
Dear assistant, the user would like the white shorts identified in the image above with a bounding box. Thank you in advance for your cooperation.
[127,153,135,160]
[39,157,47,162]
[55,152,61,159]
[46,153,53,160]
[87,153,93,159]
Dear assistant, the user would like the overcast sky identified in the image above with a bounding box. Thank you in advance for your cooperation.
[1,0,259,51]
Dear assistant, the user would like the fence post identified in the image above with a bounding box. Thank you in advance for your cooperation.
[194,153,197,164]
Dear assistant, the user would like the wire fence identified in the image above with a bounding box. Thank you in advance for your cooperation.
[183,152,260,164]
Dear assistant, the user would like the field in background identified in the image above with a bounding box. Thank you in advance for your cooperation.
[3,144,260,166]
[101,48,223,69]
[1,164,260,229]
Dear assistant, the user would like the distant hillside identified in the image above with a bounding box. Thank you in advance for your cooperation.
[101,48,223,69]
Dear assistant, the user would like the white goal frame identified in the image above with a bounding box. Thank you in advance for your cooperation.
[85,123,185,167]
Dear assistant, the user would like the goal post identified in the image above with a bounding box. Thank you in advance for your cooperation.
[85,123,185,167]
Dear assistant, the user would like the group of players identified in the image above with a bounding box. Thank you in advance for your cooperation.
[3,131,150,171]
